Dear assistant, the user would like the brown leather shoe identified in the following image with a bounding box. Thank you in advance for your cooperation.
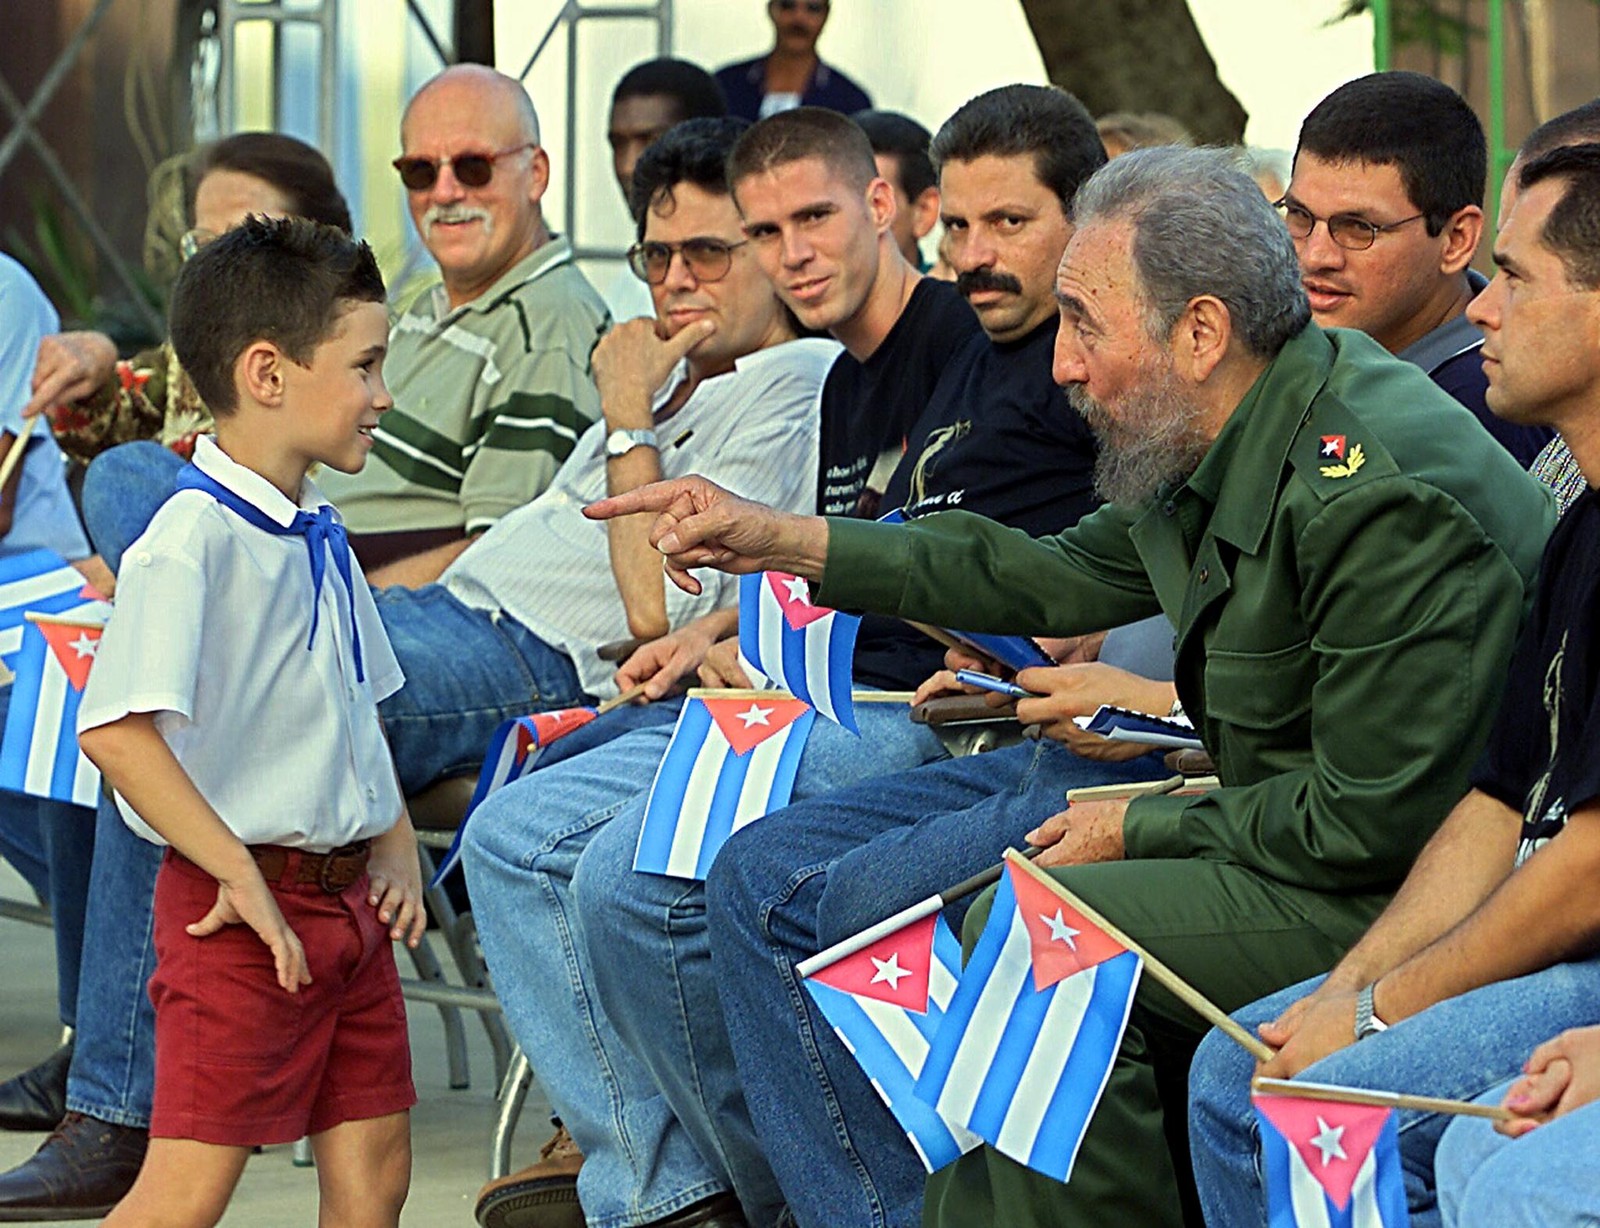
[644,1192,749,1228]
[0,1043,71,1133]
[0,1112,147,1221]
[474,1124,585,1228]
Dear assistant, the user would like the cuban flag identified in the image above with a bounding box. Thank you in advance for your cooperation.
[1253,1093,1410,1228]
[800,899,983,1171]
[634,692,814,879]
[428,707,601,884]
[0,610,110,807]
[0,550,103,670]
[913,858,1141,1183]
[738,572,859,733]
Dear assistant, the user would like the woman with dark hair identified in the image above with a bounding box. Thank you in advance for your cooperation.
[24,131,352,467]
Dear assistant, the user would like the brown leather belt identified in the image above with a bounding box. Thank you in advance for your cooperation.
[250,842,371,894]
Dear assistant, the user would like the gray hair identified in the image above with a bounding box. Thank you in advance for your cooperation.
[1071,146,1310,358]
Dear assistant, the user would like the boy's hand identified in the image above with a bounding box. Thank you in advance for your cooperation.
[368,822,426,948]
[188,876,312,994]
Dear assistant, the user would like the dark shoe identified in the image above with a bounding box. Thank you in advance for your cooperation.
[645,1192,749,1228]
[0,1043,71,1133]
[0,1112,147,1221]
[475,1124,584,1228]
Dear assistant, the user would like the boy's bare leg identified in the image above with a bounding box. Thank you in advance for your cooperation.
[311,1110,411,1228]
[101,1139,251,1228]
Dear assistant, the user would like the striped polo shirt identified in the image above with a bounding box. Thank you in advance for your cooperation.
[318,236,610,536]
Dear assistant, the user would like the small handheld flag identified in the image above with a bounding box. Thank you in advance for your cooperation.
[739,572,859,733]
[913,859,1141,1184]
[0,609,111,807]
[800,899,983,1171]
[1252,1091,1410,1228]
[0,551,104,669]
[634,690,814,879]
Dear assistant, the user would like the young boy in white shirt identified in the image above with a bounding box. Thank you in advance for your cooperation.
[77,216,425,1228]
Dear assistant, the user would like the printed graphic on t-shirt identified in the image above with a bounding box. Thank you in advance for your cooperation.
[1517,632,1567,865]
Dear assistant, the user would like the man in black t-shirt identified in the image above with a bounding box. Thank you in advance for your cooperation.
[1189,142,1600,1228]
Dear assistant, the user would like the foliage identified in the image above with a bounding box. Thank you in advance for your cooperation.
[1327,0,1479,55]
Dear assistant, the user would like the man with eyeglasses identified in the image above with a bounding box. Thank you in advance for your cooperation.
[1280,71,1552,466]
[313,64,611,581]
[716,0,871,123]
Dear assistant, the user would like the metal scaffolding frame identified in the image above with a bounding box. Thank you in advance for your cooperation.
[0,0,165,336]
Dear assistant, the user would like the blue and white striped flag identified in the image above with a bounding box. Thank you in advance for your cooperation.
[914,858,1141,1184]
[738,572,859,733]
[0,551,101,670]
[0,608,110,807]
[1253,1092,1410,1228]
[800,899,983,1171]
[634,691,813,879]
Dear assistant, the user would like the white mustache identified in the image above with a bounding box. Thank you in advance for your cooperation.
[422,205,492,238]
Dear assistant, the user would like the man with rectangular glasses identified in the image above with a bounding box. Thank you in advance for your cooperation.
[314,64,612,581]
[1279,71,1552,466]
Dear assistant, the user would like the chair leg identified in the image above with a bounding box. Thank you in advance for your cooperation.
[404,924,472,1090]
[490,1047,533,1180]
[292,1136,313,1167]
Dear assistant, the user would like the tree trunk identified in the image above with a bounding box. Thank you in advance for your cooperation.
[1017,0,1248,144]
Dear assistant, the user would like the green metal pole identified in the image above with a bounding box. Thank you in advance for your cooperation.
[1487,0,1508,224]
[1371,0,1391,70]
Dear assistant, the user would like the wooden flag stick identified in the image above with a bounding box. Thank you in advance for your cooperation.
[1252,1077,1512,1122]
[23,610,103,630]
[903,619,963,653]
[0,413,39,494]
[851,690,915,704]
[596,682,649,715]
[1004,849,1277,1063]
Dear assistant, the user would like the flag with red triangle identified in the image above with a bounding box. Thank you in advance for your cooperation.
[0,606,111,807]
[1253,1091,1410,1228]
[739,572,859,732]
[0,549,104,670]
[633,691,815,879]
[912,859,1142,1183]
[428,706,602,884]
[800,900,983,1170]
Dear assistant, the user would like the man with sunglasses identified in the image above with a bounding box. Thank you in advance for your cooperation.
[716,0,871,123]
[1281,71,1551,465]
[314,64,611,580]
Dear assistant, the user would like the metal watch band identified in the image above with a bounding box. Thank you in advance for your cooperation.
[1354,982,1389,1041]
[605,427,658,458]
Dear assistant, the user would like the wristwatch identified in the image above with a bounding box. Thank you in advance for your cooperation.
[1354,983,1389,1041]
[605,427,658,459]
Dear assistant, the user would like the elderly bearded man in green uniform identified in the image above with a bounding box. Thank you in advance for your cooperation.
[587,147,1553,1227]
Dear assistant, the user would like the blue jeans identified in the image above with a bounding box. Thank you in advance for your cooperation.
[464,703,946,1228]
[80,440,183,573]
[1188,958,1600,1228]
[1436,1078,1600,1227]
[705,740,1163,1228]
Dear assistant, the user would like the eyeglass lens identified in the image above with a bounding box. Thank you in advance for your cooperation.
[629,239,740,284]
[394,152,499,192]
[1278,203,1382,251]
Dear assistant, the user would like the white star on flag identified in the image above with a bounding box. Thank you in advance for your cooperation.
[737,704,775,729]
[782,576,811,605]
[870,953,911,990]
[1041,909,1080,949]
[1309,1116,1347,1167]
[68,633,98,659]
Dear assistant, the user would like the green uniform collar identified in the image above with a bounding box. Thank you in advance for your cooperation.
[1178,326,1335,556]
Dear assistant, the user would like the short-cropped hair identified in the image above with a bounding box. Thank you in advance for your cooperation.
[1521,99,1600,161]
[169,216,385,415]
[612,58,728,121]
[1517,143,1600,289]
[726,107,878,198]
[1072,146,1310,359]
[853,110,936,200]
[1296,71,1484,235]
[1094,110,1194,152]
[199,132,352,234]
[629,116,752,239]
[932,85,1106,213]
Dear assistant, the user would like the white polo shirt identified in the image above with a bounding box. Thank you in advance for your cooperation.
[79,436,406,852]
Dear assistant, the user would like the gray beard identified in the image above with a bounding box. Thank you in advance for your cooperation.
[1066,362,1212,504]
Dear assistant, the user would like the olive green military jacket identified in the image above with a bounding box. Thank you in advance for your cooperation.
[817,326,1554,928]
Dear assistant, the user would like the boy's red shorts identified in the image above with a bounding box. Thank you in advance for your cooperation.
[148,849,417,1146]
